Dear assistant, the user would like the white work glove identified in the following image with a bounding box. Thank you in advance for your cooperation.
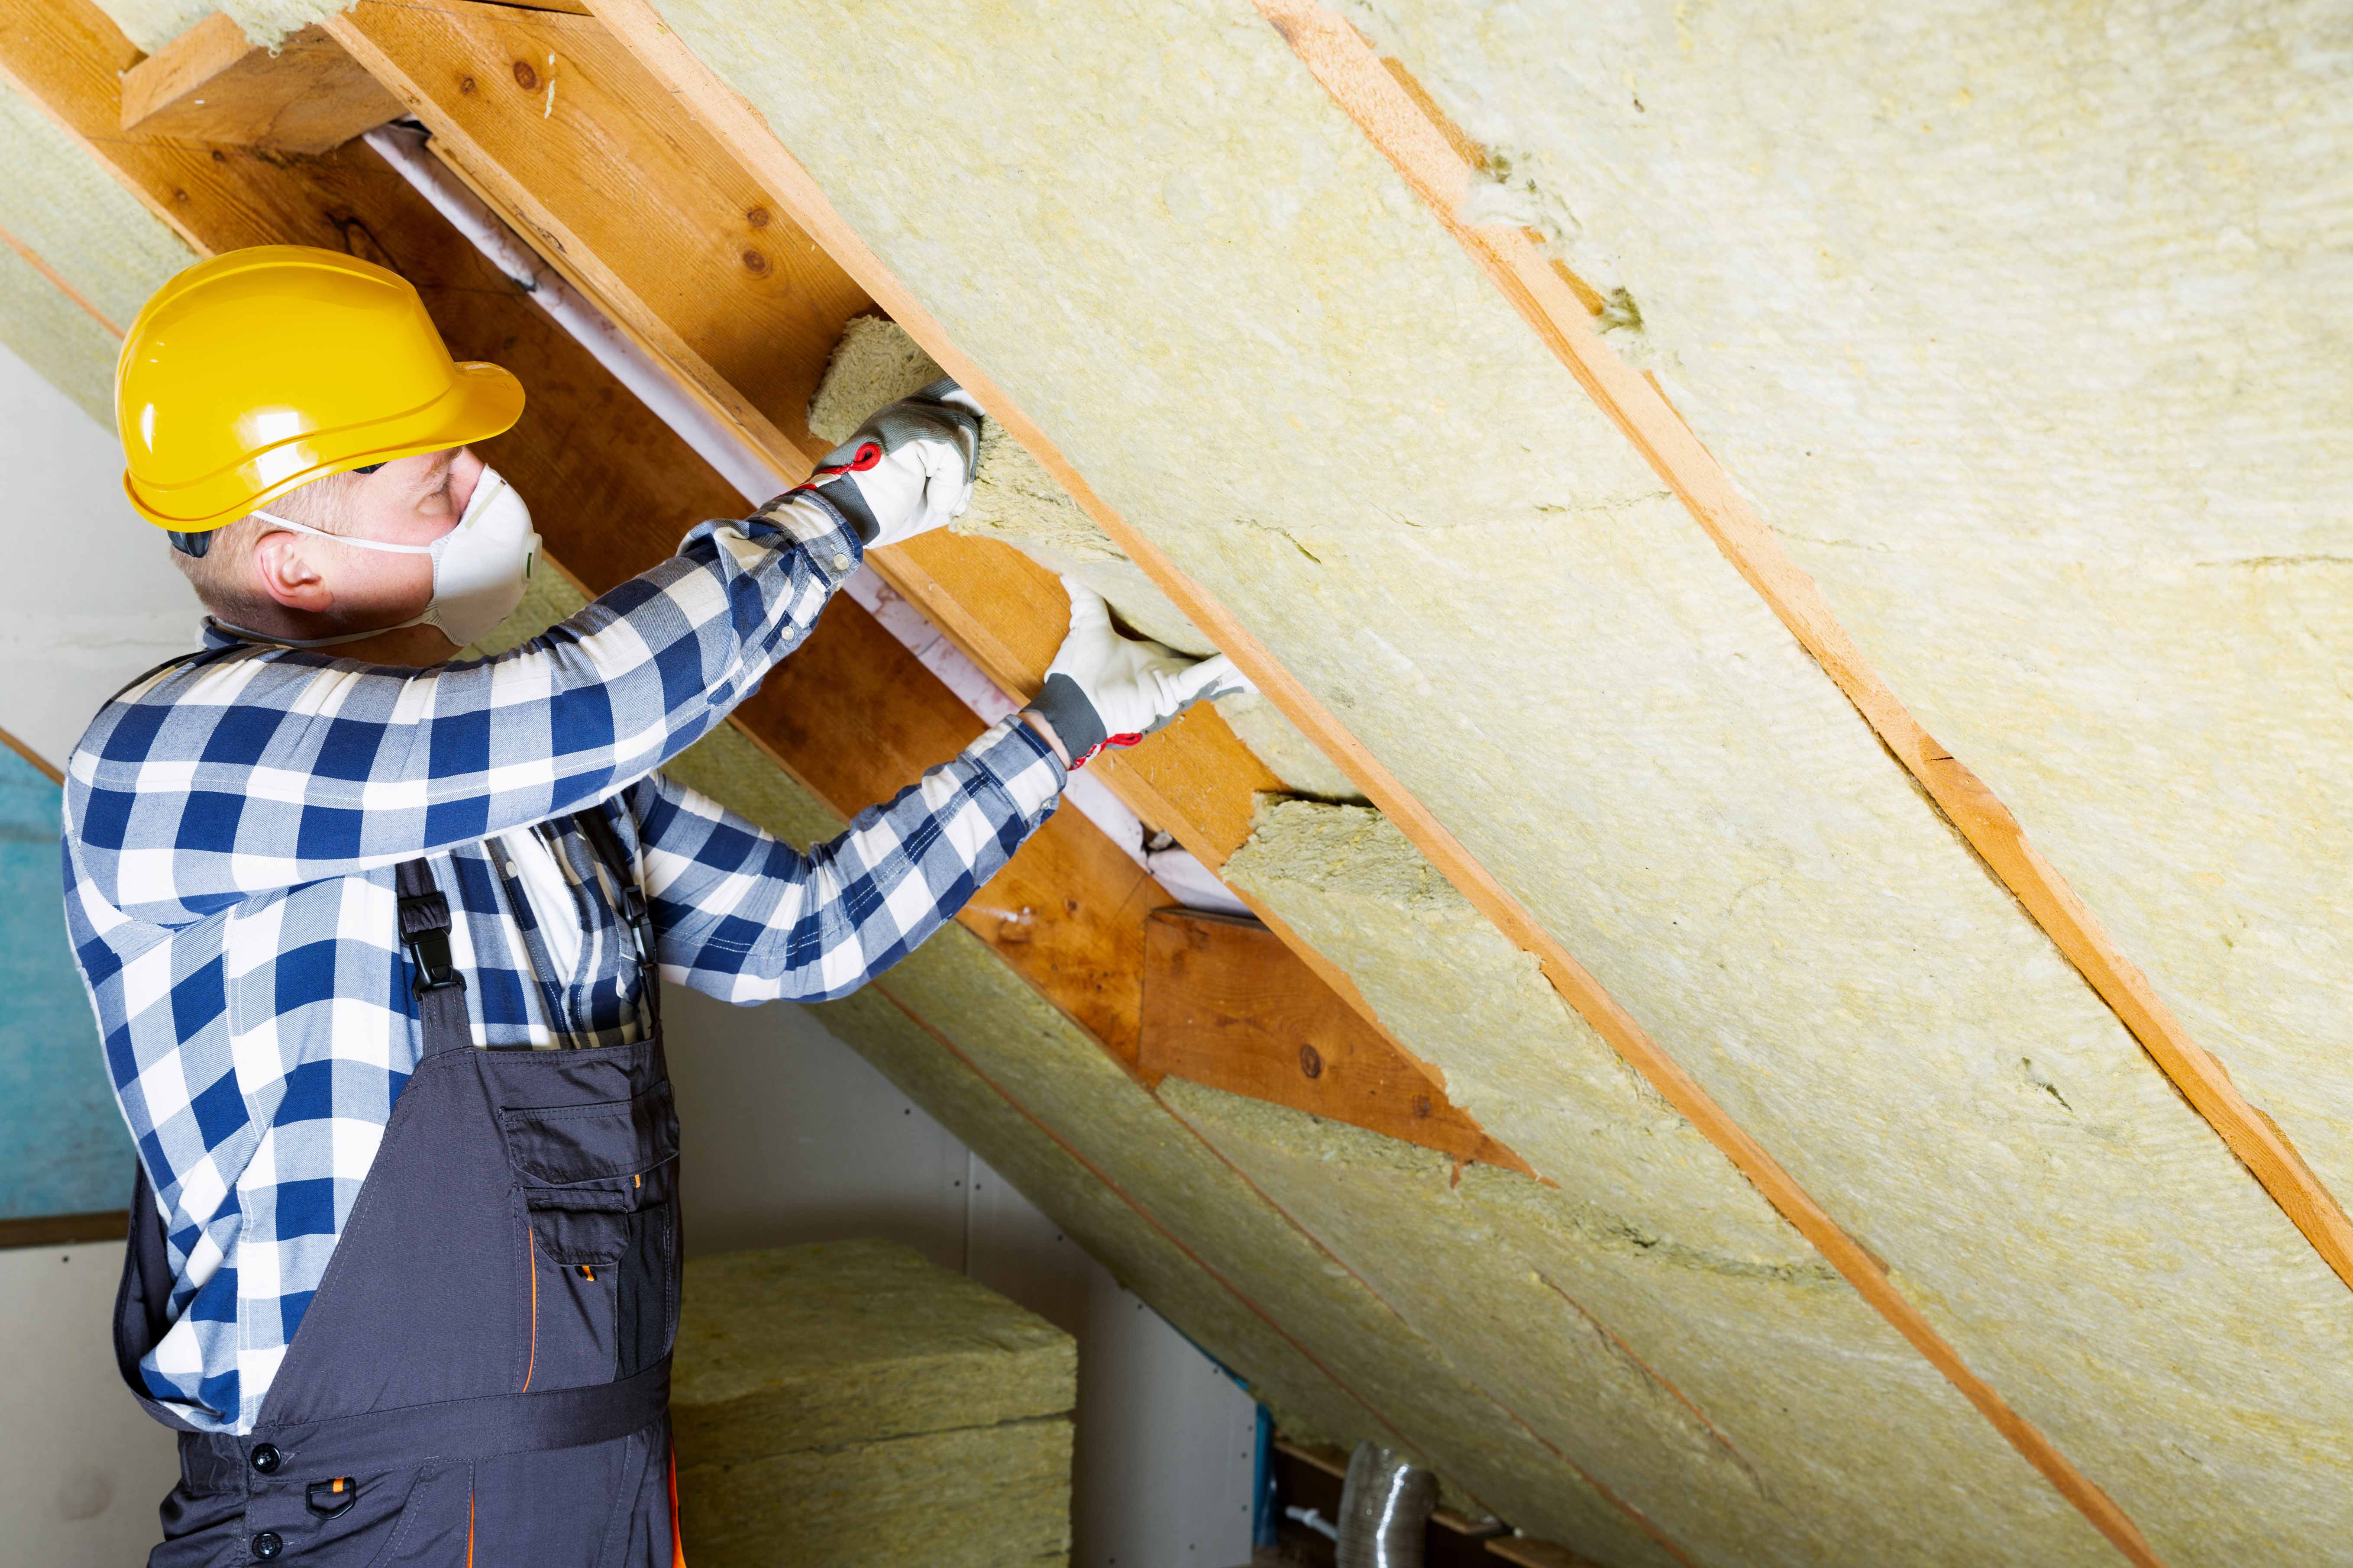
[806,377,983,550]
[1023,578,1254,768]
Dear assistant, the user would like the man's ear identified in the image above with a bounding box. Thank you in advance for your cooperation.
[250,527,334,615]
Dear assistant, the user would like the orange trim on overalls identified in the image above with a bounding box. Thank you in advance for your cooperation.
[669,1453,686,1568]
[521,1228,538,1392]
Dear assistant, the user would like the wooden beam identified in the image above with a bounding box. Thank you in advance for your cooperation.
[323,0,864,459]
[321,0,1509,1151]
[118,13,404,154]
[577,8,2168,1566]
[1143,909,1524,1171]
[330,0,1273,871]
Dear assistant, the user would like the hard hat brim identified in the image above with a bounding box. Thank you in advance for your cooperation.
[123,360,527,533]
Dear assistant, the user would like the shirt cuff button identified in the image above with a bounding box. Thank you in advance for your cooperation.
[831,553,851,572]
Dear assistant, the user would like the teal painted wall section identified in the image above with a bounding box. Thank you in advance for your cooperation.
[0,747,130,1218]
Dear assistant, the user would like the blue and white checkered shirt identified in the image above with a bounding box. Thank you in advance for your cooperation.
[60,495,1065,1434]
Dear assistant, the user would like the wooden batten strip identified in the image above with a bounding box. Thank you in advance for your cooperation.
[0,720,66,784]
[0,217,124,338]
[1248,3,2201,1562]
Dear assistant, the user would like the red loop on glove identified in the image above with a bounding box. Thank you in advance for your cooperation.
[850,441,883,471]
[1069,732,1144,771]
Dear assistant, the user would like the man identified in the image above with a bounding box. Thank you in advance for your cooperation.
[69,245,1241,1565]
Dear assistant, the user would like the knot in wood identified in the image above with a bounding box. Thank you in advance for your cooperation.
[1297,1042,1323,1080]
[741,249,770,277]
[512,60,538,90]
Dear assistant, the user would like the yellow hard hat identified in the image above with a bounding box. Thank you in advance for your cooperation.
[116,245,525,538]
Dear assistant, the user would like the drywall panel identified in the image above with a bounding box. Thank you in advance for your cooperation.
[1222,799,2112,1566]
[1345,0,2353,1348]
[640,4,2353,1558]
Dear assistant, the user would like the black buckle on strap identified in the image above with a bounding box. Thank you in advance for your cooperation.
[397,888,462,995]
[307,1478,357,1519]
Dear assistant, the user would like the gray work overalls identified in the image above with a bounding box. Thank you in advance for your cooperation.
[113,805,684,1565]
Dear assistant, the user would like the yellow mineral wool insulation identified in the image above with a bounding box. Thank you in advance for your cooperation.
[631,4,2353,1558]
[808,315,1366,802]
[673,1243,1075,1568]
[1164,1080,2117,1568]
[678,1423,1071,1568]
[0,239,123,424]
[92,0,318,50]
[0,78,197,414]
[1341,0,2353,1310]
[1219,800,2111,1563]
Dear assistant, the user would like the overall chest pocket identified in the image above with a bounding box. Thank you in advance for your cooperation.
[499,1080,679,1262]
[499,1080,680,1385]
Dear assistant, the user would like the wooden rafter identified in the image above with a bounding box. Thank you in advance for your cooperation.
[118,12,402,153]
[1142,908,1509,1168]
[578,4,2165,1564]
[309,0,1515,1159]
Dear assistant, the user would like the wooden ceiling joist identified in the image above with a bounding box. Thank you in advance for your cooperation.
[1254,0,2353,1361]
[576,4,2166,1564]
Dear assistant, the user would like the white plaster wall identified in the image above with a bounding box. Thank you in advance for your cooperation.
[0,339,199,770]
[0,1244,182,1562]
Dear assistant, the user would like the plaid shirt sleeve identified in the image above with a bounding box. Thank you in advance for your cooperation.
[628,715,1065,1003]
[65,494,865,928]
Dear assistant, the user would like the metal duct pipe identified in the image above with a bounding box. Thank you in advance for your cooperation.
[1335,1441,1438,1568]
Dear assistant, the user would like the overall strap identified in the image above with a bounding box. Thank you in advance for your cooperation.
[573,802,663,1040]
[395,858,474,1058]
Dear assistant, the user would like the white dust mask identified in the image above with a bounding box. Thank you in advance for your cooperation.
[236,467,540,650]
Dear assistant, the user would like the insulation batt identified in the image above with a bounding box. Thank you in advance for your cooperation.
[671,1242,1074,1568]
[809,316,1366,801]
[640,2,2353,1560]
[1164,1078,2111,1568]
[1348,0,2353,1401]
[0,79,197,419]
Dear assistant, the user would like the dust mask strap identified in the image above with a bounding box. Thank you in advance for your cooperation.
[226,468,539,651]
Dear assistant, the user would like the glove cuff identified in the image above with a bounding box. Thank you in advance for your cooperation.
[1025,673,1108,767]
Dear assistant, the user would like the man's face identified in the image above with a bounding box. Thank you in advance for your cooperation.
[250,446,486,639]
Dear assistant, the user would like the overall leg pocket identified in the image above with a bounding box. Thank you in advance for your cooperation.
[500,1081,680,1388]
